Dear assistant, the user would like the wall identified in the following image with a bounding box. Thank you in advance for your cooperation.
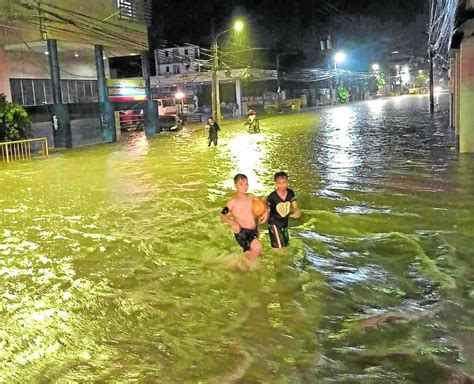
[0,47,11,100]
[26,103,102,148]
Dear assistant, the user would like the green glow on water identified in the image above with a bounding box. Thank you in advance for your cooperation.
[1,105,473,382]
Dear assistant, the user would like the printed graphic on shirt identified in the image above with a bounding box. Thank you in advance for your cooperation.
[276,201,291,218]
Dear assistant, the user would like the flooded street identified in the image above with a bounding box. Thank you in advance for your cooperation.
[1,94,473,383]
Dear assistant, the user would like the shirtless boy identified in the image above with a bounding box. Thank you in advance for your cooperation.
[221,174,265,262]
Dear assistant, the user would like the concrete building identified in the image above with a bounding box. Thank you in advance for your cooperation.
[154,44,202,76]
[0,0,151,147]
[450,0,474,153]
[0,0,150,103]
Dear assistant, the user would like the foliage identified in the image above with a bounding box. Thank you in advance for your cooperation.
[376,73,386,87]
[337,85,349,103]
[0,93,31,141]
[414,73,429,88]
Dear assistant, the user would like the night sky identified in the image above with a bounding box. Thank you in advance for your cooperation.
[149,0,429,71]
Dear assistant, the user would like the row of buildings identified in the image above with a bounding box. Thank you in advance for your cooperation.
[449,0,474,153]
[0,0,276,148]
[1,0,473,151]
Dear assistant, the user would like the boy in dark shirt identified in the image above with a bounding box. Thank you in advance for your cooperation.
[265,171,301,248]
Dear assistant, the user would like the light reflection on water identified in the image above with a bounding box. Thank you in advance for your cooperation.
[224,132,268,193]
[1,95,474,382]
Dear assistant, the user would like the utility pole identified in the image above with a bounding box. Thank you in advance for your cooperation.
[276,51,297,111]
[211,40,221,122]
[429,48,435,113]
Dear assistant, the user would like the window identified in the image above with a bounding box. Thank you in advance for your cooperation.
[173,65,180,74]
[165,51,169,57]
[116,0,152,25]
[10,78,98,106]
[184,49,189,55]
[166,66,170,73]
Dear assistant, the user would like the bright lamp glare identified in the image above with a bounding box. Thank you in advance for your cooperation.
[175,91,184,99]
[234,21,244,32]
[334,52,345,63]
[372,63,380,71]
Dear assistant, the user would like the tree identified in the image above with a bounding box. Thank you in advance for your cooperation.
[413,72,428,88]
[0,93,31,141]
[337,84,349,103]
[376,73,386,87]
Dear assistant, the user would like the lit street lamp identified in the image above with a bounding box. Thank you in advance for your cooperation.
[331,51,345,104]
[212,20,243,122]
[372,63,380,71]
[334,51,345,69]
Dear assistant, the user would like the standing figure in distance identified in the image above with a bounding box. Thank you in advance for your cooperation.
[205,117,220,146]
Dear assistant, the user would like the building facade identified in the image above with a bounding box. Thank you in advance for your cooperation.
[154,44,202,76]
[0,0,151,148]
[450,0,474,152]
[0,0,150,104]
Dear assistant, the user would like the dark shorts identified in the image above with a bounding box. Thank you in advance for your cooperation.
[234,228,259,252]
[268,225,289,248]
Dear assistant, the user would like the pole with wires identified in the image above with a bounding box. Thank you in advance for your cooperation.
[211,39,221,122]
[276,51,297,111]
[429,48,435,113]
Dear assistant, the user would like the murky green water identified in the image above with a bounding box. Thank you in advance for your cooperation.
[1,95,473,383]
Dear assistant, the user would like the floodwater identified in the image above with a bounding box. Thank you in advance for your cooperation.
[1,94,473,383]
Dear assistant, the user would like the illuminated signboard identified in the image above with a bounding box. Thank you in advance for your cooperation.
[106,79,147,102]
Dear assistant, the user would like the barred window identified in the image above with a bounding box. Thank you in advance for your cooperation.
[116,0,151,26]
[10,79,98,106]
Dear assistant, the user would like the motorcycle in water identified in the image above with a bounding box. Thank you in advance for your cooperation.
[244,110,260,133]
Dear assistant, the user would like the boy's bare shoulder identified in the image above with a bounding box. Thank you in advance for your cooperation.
[226,195,238,208]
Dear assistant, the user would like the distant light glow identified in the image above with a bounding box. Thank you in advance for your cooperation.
[234,20,244,32]
[392,51,399,54]
[226,134,267,193]
[175,91,184,100]
[44,51,49,55]
[334,51,345,64]
[372,63,380,71]
[434,86,442,94]
[401,65,410,84]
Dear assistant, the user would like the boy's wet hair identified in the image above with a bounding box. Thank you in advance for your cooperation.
[234,173,248,183]
[274,171,288,181]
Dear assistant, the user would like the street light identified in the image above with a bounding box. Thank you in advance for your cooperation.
[334,51,345,69]
[212,20,244,122]
[331,51,345,105]
[372,63,380,71]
